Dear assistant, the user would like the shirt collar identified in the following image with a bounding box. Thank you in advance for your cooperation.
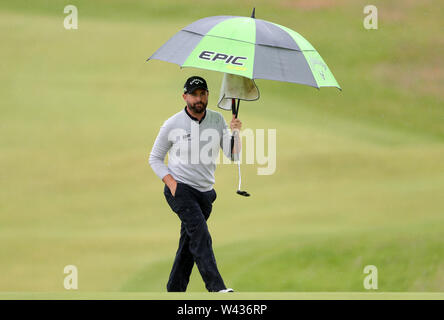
[184,106,206,124]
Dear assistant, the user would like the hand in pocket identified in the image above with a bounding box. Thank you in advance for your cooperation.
[171,182,178,197]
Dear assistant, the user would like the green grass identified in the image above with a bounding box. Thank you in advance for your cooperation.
[0,0,443,294]
[1,292,443,300]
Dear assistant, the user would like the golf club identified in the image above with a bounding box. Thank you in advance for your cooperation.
[231,98,250,197]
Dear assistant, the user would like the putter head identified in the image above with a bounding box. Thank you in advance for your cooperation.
[237,190,250,197]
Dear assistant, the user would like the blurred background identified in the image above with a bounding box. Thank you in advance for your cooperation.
[0,0,443,292]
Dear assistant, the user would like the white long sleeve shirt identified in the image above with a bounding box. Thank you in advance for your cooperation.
[149,106,238,192]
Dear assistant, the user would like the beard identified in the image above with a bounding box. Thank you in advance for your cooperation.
[187,100,207,114]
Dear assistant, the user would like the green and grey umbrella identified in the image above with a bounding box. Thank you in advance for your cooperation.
[147,10,341,196]
[147,10,341,90]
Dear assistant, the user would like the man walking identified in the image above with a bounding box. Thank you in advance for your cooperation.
[149,76,242,292]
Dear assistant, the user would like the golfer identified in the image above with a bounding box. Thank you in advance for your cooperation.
[149,76,241,292]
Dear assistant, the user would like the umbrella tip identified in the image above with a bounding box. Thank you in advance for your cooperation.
[251,7,255,18]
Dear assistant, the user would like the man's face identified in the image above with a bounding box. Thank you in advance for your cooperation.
[183,88,209,114]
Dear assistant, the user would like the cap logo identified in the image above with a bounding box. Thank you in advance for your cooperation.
[190,79,203,85]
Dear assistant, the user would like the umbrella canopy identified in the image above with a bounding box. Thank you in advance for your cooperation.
[147,13,341,90]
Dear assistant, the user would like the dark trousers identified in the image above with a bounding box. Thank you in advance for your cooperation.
[164,182,226,292]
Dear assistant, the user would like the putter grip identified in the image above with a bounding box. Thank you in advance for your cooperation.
[230,134,235,161]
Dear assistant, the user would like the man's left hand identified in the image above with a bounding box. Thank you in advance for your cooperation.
[230,115,242,132]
